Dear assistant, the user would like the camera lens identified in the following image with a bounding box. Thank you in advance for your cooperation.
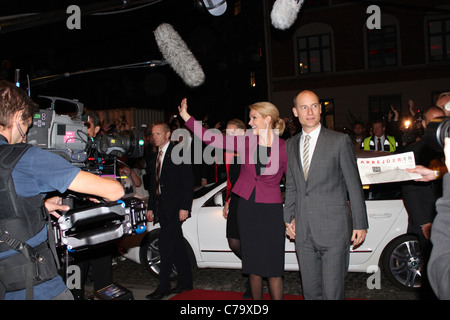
[95,129,144,158]
[423,117,450,151]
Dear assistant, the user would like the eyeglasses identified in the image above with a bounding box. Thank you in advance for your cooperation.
[298,103,320,111]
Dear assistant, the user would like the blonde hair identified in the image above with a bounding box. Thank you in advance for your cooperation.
[249,101,285,136]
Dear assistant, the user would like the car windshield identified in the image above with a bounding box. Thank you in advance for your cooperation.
[194,179,402,202]
[193,181,225,199]
[363,182,403,200]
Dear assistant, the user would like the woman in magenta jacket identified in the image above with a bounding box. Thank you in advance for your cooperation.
[178,98,287,300]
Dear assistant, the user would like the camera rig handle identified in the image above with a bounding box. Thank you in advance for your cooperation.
[54,197,147,252]
[38,95,85,121]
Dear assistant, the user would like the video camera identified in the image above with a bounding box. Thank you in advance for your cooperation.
[423,117,450,151]
[27,96,147,252]
[27,96,144,169]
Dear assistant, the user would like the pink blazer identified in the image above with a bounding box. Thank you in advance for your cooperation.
[185,117,287,204]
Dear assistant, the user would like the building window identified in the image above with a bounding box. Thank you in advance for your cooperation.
[233,0,241,16]
[367,25,398,68]
[297,33,332,74]
[368,95,401,122]
[250,71,256,87]
[428,18,450,62]
[321,99,334,130]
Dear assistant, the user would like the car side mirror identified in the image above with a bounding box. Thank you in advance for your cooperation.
[214,192,223,206]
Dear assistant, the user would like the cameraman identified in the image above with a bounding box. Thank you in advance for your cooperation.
[407,138,450,299]
[70,109,118,300]
[0,80,124,300]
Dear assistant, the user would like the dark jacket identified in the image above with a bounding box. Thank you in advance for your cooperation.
[147,143,194,221]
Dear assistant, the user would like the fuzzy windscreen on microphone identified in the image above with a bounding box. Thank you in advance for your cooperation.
[154,23,205,88]
[270,0,304,30]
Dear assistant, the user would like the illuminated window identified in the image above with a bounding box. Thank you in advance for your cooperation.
[234,0,241,16]
[297,33,332,74]
[368,95,401,122]
[367,25,398,68]
[257,41,262,57]
[250,71,256,87]
[320,99,334,130]
[428,18,450,61]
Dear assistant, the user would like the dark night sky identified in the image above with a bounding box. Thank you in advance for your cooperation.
[1,0,259,122]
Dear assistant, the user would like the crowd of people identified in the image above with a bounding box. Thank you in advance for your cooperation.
[2,77,450,301]
[347,98,449,155]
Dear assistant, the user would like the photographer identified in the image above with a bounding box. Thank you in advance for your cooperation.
[401,106,445,298]
[0,80,124,300]
[407,137,450,299]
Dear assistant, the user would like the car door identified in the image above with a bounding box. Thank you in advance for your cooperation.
[349,182,407,269]
[197,184,242,265]
[196,183,299,269]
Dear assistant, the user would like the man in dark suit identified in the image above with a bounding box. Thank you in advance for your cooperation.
[402,106,445,298]
[407,138,450,299]
[145,121,194,300]
[284,90,368,300]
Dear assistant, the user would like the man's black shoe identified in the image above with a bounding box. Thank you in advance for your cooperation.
[171,285,193,294]
[145,290,171,300]
[242,279,252,299]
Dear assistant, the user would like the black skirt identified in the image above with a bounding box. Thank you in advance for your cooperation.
[237,190,285,277]
[226,192,240,239]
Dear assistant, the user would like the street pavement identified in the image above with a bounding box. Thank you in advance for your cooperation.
[101,257,430,300]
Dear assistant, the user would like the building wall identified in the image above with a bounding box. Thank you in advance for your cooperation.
[269,0,450,129]
[273,76,450,130]
[97,108,165,131]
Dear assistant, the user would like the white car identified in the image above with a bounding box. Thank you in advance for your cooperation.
[118,181,422,291]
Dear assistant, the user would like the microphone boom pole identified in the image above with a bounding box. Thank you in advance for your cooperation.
[29,60,168,87]
[0,0,163,34]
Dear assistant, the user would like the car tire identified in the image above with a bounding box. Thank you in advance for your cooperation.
[380,234,422,291]
[139,228,196,279]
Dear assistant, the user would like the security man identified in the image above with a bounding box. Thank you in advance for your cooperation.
[362,119,397,152]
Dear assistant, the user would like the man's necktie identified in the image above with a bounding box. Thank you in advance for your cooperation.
[377,138,382,151]
[303,135,311,181]
[155,150,163,196]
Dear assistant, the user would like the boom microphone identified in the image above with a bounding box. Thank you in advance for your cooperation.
[271,0,304,30]
[154,23,205,88]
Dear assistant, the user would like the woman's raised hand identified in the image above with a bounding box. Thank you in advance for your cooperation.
[178,97,191,122]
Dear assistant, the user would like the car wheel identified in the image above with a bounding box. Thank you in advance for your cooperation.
[139,229,195,279]
[380,234,422,291]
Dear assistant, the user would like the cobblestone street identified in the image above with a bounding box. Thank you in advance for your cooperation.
[111,258,425,300]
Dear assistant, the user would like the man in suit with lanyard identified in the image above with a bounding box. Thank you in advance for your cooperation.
[145,121,194,300]
[284,90,368,300]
